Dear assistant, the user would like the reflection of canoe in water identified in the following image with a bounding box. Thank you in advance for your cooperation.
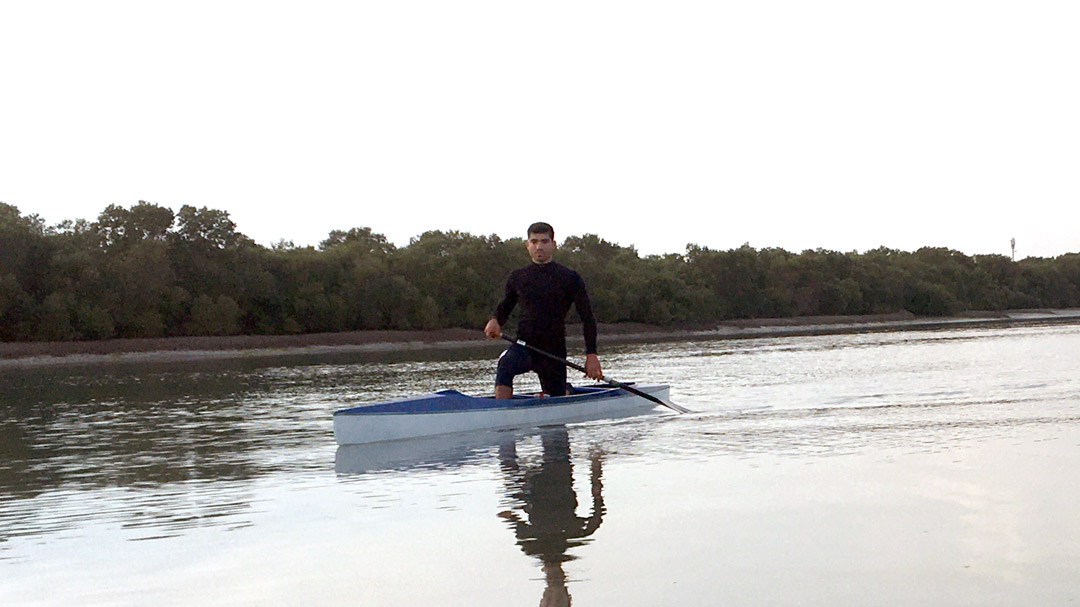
[333,384,669,445]
[335,427,530,474]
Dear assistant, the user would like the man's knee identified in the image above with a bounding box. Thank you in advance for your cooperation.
[495,345,530,388]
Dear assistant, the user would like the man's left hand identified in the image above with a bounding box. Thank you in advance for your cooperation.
[584,353,603,381]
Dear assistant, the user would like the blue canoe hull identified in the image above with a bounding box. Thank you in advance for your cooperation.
[332,384,669,444]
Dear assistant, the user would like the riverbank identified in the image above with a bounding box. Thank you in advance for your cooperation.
[3,308,1080,369]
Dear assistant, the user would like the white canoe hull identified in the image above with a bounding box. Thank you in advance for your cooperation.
[333,384,669,445]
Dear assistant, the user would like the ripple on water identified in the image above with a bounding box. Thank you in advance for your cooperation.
[2,322,1080,603]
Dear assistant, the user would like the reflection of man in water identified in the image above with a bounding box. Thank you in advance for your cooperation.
[498,428,604,607]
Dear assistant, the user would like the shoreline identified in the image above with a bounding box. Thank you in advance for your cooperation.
[3,309,1079,369]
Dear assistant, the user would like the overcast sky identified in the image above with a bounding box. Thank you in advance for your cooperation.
[2,1,1077,259]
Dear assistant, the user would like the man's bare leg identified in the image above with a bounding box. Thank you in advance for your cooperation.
[495,384,513,399]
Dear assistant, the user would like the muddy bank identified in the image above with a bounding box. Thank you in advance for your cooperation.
[2,309,1079,368]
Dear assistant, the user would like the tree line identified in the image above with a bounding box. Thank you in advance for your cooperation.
[2,201,1079,342]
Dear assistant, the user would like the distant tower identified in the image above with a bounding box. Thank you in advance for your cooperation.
[1011,238,1016,261]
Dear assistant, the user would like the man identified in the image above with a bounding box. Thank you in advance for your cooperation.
[484,222,603,398]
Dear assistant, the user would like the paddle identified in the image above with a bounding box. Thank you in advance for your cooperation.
[499,334,690,414]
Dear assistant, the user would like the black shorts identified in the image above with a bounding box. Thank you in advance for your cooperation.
[495,344,568,396]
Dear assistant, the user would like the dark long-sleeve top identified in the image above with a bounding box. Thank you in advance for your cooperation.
[493,262,598,356]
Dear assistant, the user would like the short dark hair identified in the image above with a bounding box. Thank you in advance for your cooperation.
[527,222,554,239]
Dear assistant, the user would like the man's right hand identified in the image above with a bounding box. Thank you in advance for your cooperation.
[484,318,502,339]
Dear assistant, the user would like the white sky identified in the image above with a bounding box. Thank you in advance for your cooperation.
[2,1,1077,259]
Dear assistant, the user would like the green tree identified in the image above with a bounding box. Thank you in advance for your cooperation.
[89,202,178,337]
[320,227,396,256]
[0,203,50,339]
[94,201,175,250]
[683,244,775,319]
[186,295,242,336]
[396,231,519,328]
[168,205,257,332]
[6,200,1080,342]
[172,205,247,250]
[559,234,647,322]
[38,292,78,341]
[75,303,116,340]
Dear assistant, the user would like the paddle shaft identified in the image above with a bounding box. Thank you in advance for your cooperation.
[499,335,689,414]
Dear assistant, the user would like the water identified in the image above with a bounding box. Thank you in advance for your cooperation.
[3,322,1080,605]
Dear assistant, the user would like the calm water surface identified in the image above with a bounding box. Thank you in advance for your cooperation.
[2,323,1080,605]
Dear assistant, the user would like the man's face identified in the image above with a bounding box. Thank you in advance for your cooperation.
[526,232,556,264]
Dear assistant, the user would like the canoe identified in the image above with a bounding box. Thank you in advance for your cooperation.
[332,384,670,445]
